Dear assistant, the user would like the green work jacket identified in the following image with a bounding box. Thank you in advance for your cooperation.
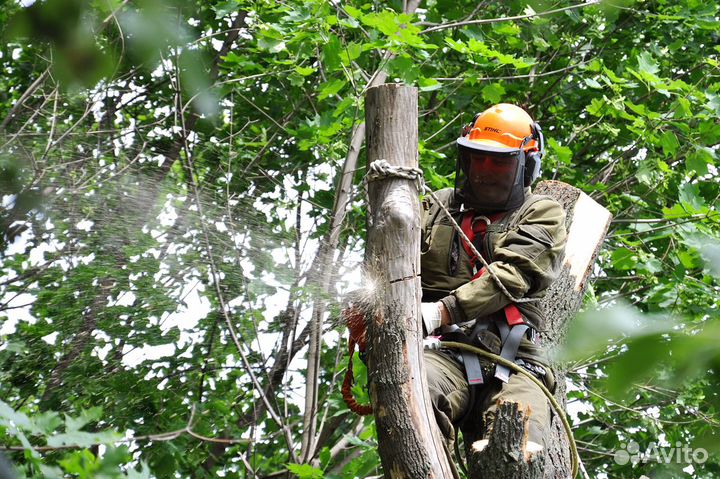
[420,187,567,359]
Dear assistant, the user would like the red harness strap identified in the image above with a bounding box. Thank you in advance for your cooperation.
[460,211,524,327]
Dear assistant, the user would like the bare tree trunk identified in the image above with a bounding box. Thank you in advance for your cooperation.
[364,84,454,479]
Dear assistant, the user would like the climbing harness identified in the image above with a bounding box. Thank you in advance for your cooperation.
[349,159,580,478]
[341,306,579,478]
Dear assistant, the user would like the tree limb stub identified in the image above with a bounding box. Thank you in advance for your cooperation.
[468,401,545,478]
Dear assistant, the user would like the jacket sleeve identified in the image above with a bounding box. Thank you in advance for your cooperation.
[440,198,567,324]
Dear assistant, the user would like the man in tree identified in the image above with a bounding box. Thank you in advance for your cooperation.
[419,103,567,455]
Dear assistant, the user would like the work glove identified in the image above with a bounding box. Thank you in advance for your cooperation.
[423,336,442,350]
[420,302,443,335]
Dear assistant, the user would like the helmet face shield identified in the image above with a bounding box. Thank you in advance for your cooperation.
[454,104,543,212]
[455,145,526,212]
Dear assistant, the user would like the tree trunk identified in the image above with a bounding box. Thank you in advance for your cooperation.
[467,180,612,478]
[364,84,454,478]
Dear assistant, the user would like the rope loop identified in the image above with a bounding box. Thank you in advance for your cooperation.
[365,159,427,194]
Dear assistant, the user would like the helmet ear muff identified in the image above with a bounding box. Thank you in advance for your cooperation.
[524,122,544,186]
[462,112,482,137]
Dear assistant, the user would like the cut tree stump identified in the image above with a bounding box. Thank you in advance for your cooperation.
[468,402,545,479]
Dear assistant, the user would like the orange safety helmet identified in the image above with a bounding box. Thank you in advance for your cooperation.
[459,103,539,153]
[455,104,545,212]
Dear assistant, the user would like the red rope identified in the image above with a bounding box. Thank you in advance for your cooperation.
[341,306,372,416]
[345,305,367,351]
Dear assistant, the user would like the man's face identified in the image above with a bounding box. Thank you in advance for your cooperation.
[466,152,518,204]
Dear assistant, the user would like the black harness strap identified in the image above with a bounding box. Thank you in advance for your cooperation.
[494,324,530,383]
[442,324,484,386]
[496,318,510,344]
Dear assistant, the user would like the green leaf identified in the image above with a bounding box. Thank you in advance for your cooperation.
[257,34,285,53]
[321,35,341,72]
[126,462,152,479]
[59,449,99,475]
[319,446,331,469]
[39,465,65,479]
[65,407,102,432]
[557,303,674,362]
[624,101,660,119]
[344,5,362,18]
[547,138,572,165]
[611,248,637,270]
[332,96,355,118]
[586,98,607,116]
[287,463,324,479]
[0,400,33,430]
[33,411,63,434]
[699,243,720,277]
[213,0,237,19]
[481,83,505,103]
[686,148,713,175]
[679,182,705,210]
[341,43,363,65]
[604,334,672,399]
[673,97,692,118]
[418,78,441,92]
[444,37,468,54]
[317,79,346,100]
[388,55,419,83]
[584,78,602,89]
[295,66,315,76]
[637,51,660,76]
[289,72,305,87]
[677,249,701,269]
[360,11,425,47]
[659,131,679,157]
[47,430,122,448]
[639,257,663,274]
[467,39,533,68]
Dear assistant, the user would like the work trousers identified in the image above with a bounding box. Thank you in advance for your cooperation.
[425,349,552,447]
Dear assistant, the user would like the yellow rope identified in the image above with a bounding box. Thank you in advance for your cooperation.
[440,341,579,479]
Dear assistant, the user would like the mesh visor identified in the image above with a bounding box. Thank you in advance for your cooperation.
[456,146,523,211]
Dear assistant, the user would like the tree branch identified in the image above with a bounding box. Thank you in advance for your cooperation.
[420,0,600,34]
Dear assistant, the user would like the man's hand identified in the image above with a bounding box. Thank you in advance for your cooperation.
[421,301,451,334]
[423,336,442,350]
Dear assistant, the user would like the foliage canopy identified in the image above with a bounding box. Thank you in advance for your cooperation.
[0,0,719,477]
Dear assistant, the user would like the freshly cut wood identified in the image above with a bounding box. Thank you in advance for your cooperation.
[534,180,613,345]
[468,402,545,478]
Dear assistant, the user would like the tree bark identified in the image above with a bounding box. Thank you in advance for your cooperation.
[364,84,454,478]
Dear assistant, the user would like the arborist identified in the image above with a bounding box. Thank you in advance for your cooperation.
[419,103,567,456]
